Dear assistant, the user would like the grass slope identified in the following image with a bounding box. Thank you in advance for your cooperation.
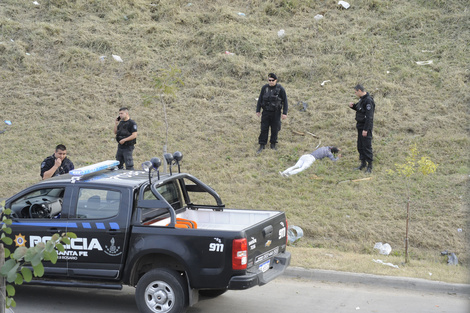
[0,0,468,282]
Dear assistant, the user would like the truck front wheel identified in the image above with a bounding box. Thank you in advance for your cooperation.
[135,268,188,313]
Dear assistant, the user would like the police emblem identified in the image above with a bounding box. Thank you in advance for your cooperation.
[366,103,371,110]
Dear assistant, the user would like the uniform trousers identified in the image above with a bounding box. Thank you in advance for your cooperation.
[259,110,281,145]
[116,145,135,170]
[357,128,373,163]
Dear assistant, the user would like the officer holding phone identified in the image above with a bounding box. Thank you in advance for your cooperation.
[40,144,74,179]
[113,107,138,170]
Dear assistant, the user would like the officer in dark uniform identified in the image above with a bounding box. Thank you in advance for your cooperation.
[349,84,375,173]
[256,73,288,153]
[40,144,74,179]
[114,107,138,170]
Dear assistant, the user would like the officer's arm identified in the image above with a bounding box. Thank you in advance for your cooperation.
[256,87,264,113]
[42,160,60,180]
[363,101,375,131]
[279,88,288,115]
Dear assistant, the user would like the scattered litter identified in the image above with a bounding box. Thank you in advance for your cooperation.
[457,228,462,232]
[374,242,392,255]
[338,177,373,184]
[421,50,435,53]
[287,225,304,244]
[314,14,324,20]
[1,120,12,135]
[26,53,31,56]
[320,80,331,86]
[224,51,235,55]
[338,1,350,9]
[112,54,123,62]
[441,251,458,265]
[386,71,390,74]
[416,60,433,65]
[294,101,308,112]
[429,272,432,276]
[237,12,246,17]
[186,3,192,6]
[99,55,107,62]
[33,1,40,5]
[356,308,360,311]
[277,29,285,38]
[372,259,399,269]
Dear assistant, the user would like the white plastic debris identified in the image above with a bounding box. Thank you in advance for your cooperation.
[237,12,246,16]
[374,242,392,255]
[314,14,324,20]
[33,1,40,5]
[372,259,399,269]
[224,51,235,55]
[416,60,433,65]
[338,1,350,9]
[99,55,107,62]
[112,54,123,62]
[277,29,285,38]
[320,80,331,86]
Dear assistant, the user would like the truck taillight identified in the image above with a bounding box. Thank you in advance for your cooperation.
[232,238,247,270]
[285,219,289,246]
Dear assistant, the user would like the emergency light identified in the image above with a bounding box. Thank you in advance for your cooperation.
[70,160,120,176]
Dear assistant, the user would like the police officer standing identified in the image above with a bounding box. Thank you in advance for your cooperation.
[114,107,138,170]
[256,73,288,153]
[40,144,74,179]
[349,84,375,173]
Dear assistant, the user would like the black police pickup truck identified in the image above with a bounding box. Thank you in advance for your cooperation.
[2,153,291,313]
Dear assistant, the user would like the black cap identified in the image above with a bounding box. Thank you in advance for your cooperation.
[268,73,277,80]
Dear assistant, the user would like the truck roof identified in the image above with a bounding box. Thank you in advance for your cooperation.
[35,169,177,189]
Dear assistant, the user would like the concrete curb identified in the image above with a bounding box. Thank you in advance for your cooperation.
[284,267,470,295]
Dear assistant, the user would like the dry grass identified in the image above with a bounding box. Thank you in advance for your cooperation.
[0,0,469,283]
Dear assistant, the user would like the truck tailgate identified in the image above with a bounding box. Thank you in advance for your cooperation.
[233,210,290,288]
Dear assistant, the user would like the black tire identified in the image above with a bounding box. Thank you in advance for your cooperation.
[198,289,228,298]
[135,268,188,313]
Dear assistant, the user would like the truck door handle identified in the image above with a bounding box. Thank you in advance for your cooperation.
[107,229,121,235]
[263,225,273,238]
[47,228,62,234]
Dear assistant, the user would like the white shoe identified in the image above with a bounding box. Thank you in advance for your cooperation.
[279,171,288,178]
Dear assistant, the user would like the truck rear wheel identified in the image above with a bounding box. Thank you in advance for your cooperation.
[135,268,188,313]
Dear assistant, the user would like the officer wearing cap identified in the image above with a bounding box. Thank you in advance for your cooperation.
[349,84,375,173]
[40,144,74,179]
[255,73,288,153]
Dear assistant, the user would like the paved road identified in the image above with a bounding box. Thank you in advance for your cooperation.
[10,275,469,313]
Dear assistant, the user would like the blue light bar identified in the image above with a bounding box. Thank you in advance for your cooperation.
[70,160,120,176]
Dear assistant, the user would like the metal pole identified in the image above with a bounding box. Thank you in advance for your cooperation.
[405,197,410,264]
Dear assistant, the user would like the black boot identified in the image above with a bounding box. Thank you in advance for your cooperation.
[354,160,366,171]
[270,143,277,150]
[257,144,265,154]
[365,161,373,173]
